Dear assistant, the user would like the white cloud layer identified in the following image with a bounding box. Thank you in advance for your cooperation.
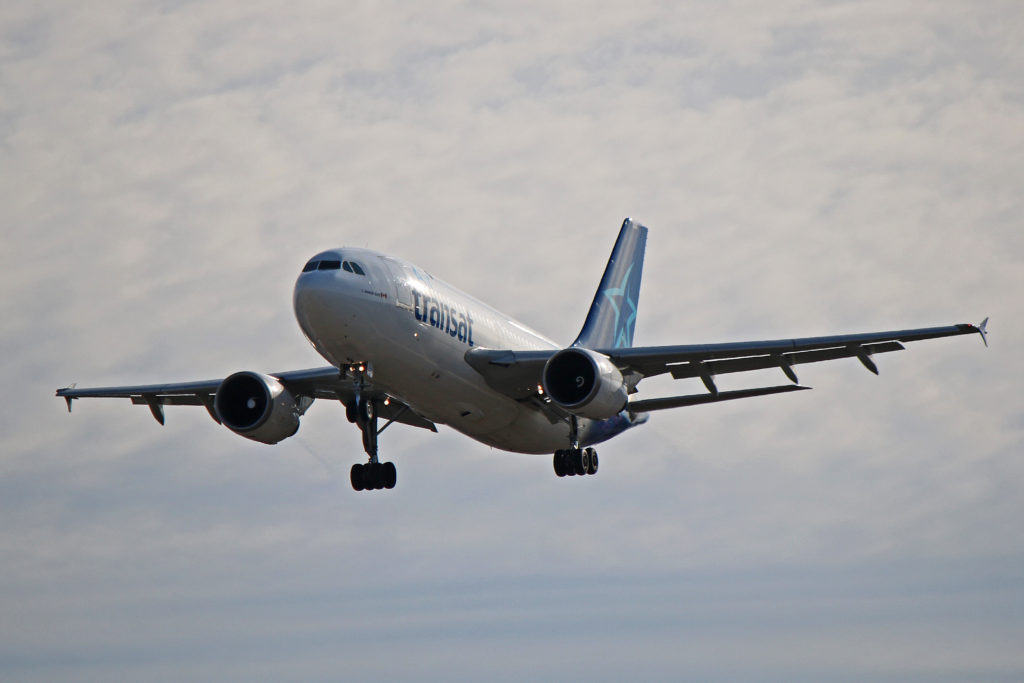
[2,1,1022,680]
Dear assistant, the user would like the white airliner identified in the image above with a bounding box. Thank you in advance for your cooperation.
[58,219,988,491]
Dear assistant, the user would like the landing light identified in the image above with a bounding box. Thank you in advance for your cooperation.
[537,384,544,395]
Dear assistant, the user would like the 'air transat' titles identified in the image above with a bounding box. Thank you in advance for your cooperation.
[412,290,474,346]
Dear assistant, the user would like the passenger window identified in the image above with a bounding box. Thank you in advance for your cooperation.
[342,261,353,273]
[302,260,319,272]
[350,262,366,276]
[318,260,341,270]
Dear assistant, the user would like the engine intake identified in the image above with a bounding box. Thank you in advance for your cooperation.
[214,371,301,444]
[542,348,628,420]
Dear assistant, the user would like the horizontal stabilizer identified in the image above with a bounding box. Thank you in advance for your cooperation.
[628,384,811,412]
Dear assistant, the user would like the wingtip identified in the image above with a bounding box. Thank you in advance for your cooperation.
[57,385,77,412]
[967,317,989,347]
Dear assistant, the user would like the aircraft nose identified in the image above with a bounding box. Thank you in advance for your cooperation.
[293,271,337,318]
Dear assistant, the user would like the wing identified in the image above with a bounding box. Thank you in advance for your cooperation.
[56,366,437,432]
[466,320,988,411]
[599,321,988,392]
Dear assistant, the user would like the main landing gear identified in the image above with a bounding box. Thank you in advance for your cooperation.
[346,394,398,492]
[553,447,599,477]
[553,416,599,478]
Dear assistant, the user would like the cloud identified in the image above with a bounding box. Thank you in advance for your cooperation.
[2,1,1022,680]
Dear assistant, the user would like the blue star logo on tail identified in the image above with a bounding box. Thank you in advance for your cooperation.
[571,218,647,350]
[600,264,639,348]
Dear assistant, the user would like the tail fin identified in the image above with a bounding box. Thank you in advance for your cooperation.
[572,218,648,349]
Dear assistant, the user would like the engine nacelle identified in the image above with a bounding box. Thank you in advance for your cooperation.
[214,371,301,444]
[541,348,628,420]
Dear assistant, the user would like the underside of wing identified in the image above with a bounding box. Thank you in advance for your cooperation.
[463,321,987,417]
[599,322,987,390]
[628,384,811,411]
[56,366,437,433]
[463,349,553,400]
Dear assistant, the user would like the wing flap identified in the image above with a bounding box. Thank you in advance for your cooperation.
[130,395,209,406]
[629,384,811,412]
[605,323,980,379]
[668,341,904,382]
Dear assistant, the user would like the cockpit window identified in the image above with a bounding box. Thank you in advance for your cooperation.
[304,258,365,275]
[341,261,366,276]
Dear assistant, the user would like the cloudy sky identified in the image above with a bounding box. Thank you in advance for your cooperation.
[2,1,1022,680]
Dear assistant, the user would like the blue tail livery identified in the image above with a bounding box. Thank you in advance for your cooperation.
[573,218,648,349]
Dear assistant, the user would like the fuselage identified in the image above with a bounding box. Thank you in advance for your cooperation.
[292,247,642,454]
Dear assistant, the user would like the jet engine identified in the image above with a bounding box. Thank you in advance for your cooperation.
[214,371,301,444]
[541,348,628,420]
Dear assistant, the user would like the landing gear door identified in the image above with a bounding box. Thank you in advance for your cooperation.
[382,257,414,311]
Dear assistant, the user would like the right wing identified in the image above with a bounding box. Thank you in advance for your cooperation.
[56,366,437,432]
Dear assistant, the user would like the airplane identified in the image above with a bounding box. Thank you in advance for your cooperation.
[57,219,988,491]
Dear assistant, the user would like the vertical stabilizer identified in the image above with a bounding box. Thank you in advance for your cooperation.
[572,218,648,349]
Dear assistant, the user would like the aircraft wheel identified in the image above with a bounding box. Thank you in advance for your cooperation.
[368,462,384,490]
[350,463,365,491]
[345,402,357,423]
[586,448,598,475]
[574,449,587,476]
[553,450,567,477]
[566,450,577,476]
[382,461,397,489]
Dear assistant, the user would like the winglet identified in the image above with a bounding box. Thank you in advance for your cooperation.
[977,317,989,348]
[57,385,77,412]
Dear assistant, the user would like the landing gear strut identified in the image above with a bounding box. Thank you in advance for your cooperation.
[553,416,599,478]
[348,394,398,491]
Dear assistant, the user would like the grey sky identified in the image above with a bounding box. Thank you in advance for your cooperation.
[2,1,1022,680]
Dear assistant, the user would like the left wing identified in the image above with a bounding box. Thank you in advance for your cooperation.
[466,320,988,410]
[56,366,437,432]
[600,320,988,393]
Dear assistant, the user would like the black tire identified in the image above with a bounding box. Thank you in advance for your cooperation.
[553,450,567,477]
[587,448,598,475]
[350,463,365,491]
[573,449,585,476]
[366,462,382,490]
[382,461,397,489]
[579,448,591,475]
[345,402,357,423]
